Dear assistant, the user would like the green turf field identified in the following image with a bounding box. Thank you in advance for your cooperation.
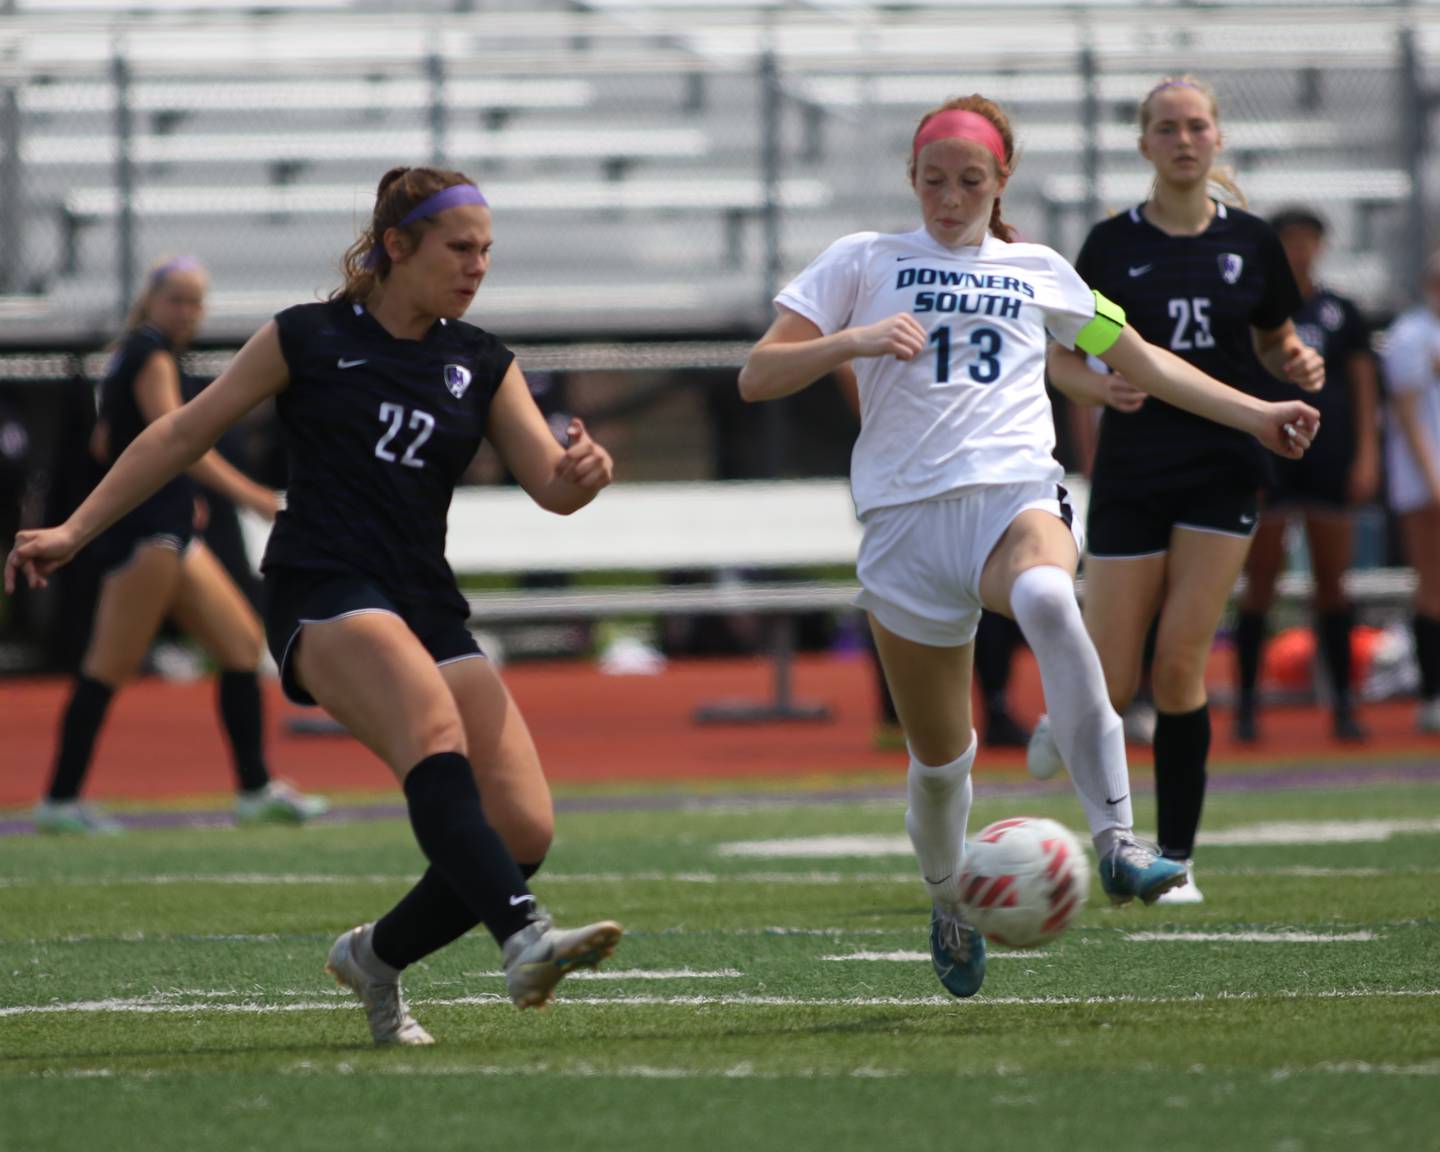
[3,781,1438,1151]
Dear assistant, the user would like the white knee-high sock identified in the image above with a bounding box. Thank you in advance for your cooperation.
[1009,565,1134,839]
[905,733,976,911]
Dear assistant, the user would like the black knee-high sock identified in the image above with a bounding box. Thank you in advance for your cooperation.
[1153,705,1211,860]
[217,670,270,793]
[1415,614,1440,701]
[370,857,548,971]
[46,675,115,802]
[399,752,535,948]
[1234,611,1267,714]
[1317,609,1355,709]
[975,611,1020,717]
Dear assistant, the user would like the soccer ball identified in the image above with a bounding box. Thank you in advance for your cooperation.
[956,817,1090,948]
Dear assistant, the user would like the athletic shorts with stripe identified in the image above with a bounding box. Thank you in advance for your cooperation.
[855,479,1082,648]
[264,566,484,706]
[1086,472,1259,558]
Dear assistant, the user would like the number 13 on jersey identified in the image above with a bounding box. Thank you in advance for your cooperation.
[930,325,1004,384]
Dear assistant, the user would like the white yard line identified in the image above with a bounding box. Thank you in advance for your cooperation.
[3,987,1435,1019]
[1124,930,1378,943]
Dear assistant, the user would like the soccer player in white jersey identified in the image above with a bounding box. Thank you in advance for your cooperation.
[738,94,1321,999]
[1381,252,1440,733]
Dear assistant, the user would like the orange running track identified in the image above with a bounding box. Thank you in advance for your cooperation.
[4,651,1439,807]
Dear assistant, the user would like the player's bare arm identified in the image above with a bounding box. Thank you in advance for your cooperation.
[1046,344,1147,412]
[1099,325,1319,458]
[133,349,278,521]
[5,322,288,591]
[488,361,613,515]
[1252,319,1325,392]
[739,307,925,402]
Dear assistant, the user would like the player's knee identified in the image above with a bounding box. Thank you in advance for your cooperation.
[411,709,468,762]
[1150,648,1206,707]
[506,810,555,864]
[1009,565,1077,634]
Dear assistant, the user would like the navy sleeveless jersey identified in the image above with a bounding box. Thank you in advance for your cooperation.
[98,324,196,534]
[1077,202,1302,487]
[262,299,514,615]
[1253,287,1371,428]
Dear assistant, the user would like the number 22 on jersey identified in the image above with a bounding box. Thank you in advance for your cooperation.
[929,325,1004,384]
[374,401,434,469]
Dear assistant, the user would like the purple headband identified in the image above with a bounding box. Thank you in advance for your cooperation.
[150,256,202,286]
[397,183,487,226]
[364,183,488,268]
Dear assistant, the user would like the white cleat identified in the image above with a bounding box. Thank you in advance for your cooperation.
[236,780,330,825]
[502,915,623,1009]
[1025,714,1065,781]
[33,799,125,835]
[326,924,435,1046]
[1153,859,1205,905]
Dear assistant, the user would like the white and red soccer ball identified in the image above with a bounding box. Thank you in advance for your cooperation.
[956,817,1090,948]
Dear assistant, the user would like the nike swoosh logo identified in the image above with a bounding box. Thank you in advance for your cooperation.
[1239,515,1256,526]
[337,358,368,369]
[1105,794,1129,806]
[896,255,922,262]
[1127,265,1152,277]
[509,894,536,907]
[923,873,953,885]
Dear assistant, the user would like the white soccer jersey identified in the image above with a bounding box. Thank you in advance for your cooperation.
[775,228,1100,517]
[1381,305,1440,513]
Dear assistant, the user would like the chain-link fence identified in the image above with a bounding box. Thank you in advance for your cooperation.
[0,2,1436,345]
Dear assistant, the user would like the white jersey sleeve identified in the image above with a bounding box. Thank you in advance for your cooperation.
[1383,309,1438,396]
[774,232,879,335]
[1036,249,1100,351]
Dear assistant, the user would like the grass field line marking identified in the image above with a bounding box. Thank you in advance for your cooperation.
[1123,930,1379,943]
[717,818,1440,858]
[820,950,1046,962]
[6,864,1440,891]
[0,871,922,889]
[457,968,745,981]
[4,988,1437,1019]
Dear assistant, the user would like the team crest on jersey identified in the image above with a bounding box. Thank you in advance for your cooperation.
[1320,299,1345,331]
[443,364,473,398]
[1218,253,1244,284]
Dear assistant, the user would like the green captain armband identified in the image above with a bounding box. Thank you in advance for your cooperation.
[1073,291,1126,357]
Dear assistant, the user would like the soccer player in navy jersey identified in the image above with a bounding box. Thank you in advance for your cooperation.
[738,94,1318,998]
[1031,76,1325,904]
[33,257,326,834]
[1233,207,1381,744]
[7,166,622,1045]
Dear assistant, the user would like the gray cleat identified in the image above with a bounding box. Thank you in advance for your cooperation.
[326,924,434,1046]
[502,914,623,1009]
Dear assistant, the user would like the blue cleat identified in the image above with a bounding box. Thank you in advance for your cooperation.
[1098,835,1188,905]
[929,908,987,998]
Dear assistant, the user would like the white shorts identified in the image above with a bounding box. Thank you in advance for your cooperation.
[855,480,1082,648]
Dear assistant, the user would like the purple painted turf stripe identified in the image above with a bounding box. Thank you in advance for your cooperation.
[2,761,1438,838]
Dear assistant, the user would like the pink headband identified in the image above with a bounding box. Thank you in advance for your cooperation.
[912,109,1007,168]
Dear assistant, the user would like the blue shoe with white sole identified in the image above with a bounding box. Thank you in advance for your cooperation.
[929,908,987,998]
[1098,835,1188,905]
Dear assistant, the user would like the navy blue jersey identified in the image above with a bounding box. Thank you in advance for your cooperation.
[1254,287,1371,424]
[262,299,514,615]
[97,324,195,534]
[1077,202,1302,487]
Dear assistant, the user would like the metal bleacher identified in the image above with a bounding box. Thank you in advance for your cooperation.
[0,1,1437,342]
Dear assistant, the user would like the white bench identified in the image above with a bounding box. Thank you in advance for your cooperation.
[21,127,709,167]
[240,477,1416,726]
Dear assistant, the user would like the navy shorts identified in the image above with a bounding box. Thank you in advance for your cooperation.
[92,517,195,576]
[1265,448,1353,511]
[264,566,483,706]
[1087,474,1259,558]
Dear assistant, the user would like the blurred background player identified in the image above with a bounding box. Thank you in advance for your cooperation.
[738,93,1318,1000]
[33,257,325,834]
[1233,207,1381,744]
[1381,252,1440,733]
[8,167,623,1042]
[1034,76,1324,904]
